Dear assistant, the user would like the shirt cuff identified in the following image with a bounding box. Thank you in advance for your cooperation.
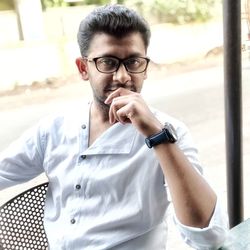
[173,199,229,249]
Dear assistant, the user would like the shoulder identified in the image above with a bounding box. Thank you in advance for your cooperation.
[38,101,90,132]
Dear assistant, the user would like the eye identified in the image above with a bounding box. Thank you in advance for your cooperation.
[98,57,117,67]
[125,58,147,71]
[125,58,141,66]
[95,57,119,72]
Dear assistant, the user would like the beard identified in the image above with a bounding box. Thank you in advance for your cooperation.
[92,82,138,117]
[93,94,110,121]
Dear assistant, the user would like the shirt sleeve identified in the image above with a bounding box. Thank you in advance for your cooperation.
[172,198,229,250]
[0,123,45,190]
[159,115,229,249]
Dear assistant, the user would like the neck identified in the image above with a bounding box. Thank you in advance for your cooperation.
[88,101,112,146]
[91,100,110,124]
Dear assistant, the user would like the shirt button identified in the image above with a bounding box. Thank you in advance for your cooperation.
[71,218,76,224]
[75,184,81,190]
[81,124,86,129]
[81,155,86,160]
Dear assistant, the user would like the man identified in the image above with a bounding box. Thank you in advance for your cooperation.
[0,4,227,249]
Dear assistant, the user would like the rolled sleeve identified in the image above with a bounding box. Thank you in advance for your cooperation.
[173,199,229,249]
[0,123,45,190]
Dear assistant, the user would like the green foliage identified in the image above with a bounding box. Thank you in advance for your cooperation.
[0,0,14,10]
[128,0,221,24]
[83,0,110,5]
[38,0,221,24]
[1,0,219,24]
[40,0,113,8]
[80,0,125,5]
[160,0,218,23]
[40,0,67,9]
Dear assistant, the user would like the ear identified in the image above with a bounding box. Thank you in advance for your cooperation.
[75,57,89,80]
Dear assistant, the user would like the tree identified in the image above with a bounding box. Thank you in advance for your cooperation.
[40,0,124,8]
[0,0,15,10]
[40,0,67,9]
[127,0,221,24]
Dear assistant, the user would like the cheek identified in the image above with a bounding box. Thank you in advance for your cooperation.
[89,74,112,91]
[136,71,147,81]
[133,76,144,93]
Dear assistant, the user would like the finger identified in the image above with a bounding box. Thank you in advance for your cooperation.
[117,109,133,124]
[105,88,131,104]
[109,97,131,124]
[109,98,127,124]
[111,108,129,124]
[109,100,119,124]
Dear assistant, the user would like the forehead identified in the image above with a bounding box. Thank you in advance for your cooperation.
[87,32,146,58]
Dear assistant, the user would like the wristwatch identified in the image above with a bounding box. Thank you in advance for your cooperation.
[145,122,177,148]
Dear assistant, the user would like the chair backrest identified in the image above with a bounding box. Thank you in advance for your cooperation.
[0,182,49,250]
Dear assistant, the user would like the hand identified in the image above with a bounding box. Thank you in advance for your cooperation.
[104,88,163,137]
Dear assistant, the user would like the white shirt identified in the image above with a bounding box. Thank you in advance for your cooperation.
[0,102,228,250]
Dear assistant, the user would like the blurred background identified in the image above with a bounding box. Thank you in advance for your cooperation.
[0,0,225,92]
[0,0,250,249]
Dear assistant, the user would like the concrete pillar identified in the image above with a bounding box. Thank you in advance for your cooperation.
[14,0,44,41]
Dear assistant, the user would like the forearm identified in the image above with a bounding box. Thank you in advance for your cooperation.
[154,142,216,228]
[105,90,217,228]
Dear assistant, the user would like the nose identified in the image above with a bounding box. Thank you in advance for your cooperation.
[113,63,131,83]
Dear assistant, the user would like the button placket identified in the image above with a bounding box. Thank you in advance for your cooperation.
[68,120,89,228]
[79,122,89,161]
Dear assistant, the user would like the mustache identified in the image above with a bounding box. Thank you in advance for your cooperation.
[104,83,136,92]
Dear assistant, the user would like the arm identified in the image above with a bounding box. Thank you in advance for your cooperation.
[153,140,216,228]
[0,123,45,190]
[105,88,216,228]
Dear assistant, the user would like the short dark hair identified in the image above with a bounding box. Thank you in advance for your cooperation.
[77,4,151,57]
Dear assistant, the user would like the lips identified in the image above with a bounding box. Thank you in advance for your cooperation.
[104,85,136,93]
[106,88,118,92]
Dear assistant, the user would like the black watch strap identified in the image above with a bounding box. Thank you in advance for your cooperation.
[145,123,177,148]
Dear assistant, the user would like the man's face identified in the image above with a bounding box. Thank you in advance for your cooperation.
[77,32,148,109]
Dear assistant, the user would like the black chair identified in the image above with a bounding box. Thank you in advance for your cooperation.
[4,181,248,250]
[0,182,49,250]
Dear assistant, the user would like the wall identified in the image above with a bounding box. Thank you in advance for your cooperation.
[0,5,225,92]
[0,6,95,92]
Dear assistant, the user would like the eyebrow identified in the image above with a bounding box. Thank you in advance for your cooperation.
[96,53,145,59]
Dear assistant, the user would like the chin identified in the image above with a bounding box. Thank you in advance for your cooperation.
[95,97,110,109]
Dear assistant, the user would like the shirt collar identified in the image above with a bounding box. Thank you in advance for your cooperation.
[79,102,137,155]
[82,122,137,155]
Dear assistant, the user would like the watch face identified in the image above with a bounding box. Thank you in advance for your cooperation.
[164,123,178,142]
[145,137,153,148]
